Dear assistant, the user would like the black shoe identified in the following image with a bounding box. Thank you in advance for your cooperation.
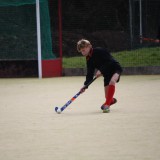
[101,98,117,110]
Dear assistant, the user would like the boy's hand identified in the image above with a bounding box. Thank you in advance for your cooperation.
[80,86,87,93]
[95,70,102,77]
[80,76,98,94]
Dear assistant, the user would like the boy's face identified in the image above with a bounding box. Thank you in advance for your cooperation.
[80,46,91,56]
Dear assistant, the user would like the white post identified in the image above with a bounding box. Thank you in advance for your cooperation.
[129,0,133,49]
[36,0,42,78]
[139,0,142,43]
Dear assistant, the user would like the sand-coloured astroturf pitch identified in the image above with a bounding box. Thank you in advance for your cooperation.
[0,75,160,160]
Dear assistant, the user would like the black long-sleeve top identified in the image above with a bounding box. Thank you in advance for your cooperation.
[84,47,122,85]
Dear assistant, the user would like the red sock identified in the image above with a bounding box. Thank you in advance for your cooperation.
[105,85,115,106]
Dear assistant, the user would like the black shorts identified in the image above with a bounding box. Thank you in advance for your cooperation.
[103,64,123,86]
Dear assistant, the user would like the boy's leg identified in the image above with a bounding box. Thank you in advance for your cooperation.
[103,73,120,112]
[104,86,117,105]
[104,85,108,98]
[105,85,115,106]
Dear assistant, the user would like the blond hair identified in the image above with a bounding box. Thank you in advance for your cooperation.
[77,39,91,52]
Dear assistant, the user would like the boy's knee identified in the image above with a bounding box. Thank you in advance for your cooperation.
[109,74,120,85]
[109,79,116,85]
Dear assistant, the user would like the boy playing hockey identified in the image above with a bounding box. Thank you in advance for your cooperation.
[77,39,123,113]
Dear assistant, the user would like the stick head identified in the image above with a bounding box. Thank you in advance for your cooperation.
[55,107,61,114]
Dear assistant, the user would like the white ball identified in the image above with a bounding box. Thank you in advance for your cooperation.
[57,108,61,114]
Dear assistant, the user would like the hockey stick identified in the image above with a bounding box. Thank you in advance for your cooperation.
[55,76,97,114]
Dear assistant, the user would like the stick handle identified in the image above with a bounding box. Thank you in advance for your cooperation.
[60,77,97,112]
[83,76,97,89]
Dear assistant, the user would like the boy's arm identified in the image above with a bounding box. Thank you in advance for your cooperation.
[80,76,97,93]
[80,74,94,93]
[80,60,95,93]
[84,60,95,85]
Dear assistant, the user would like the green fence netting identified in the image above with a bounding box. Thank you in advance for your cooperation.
[0,0,56,60]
